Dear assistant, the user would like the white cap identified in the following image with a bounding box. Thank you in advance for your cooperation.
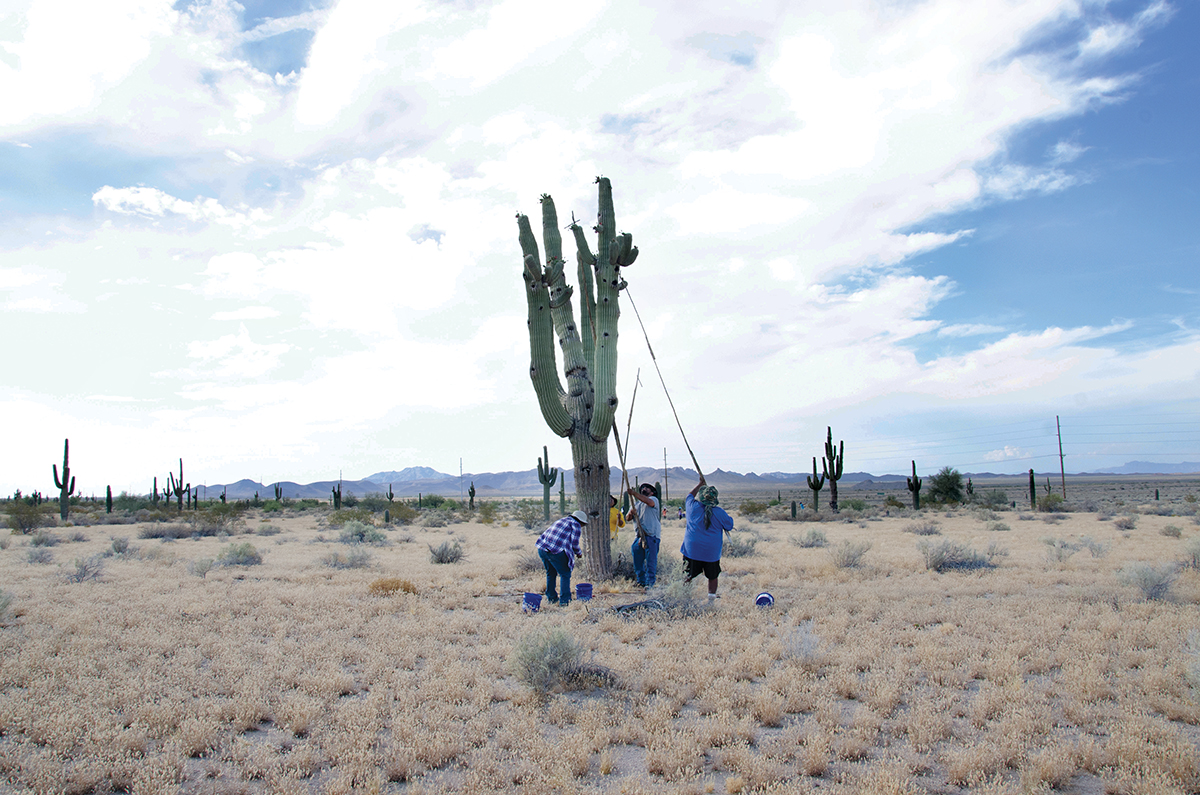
[571,510,589,524]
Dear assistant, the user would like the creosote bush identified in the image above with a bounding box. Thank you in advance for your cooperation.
[26,548,53,565]
[738,500,768,517]
[986,521,1012,532]
[509,626,583,695]
[64,555,105,583]
[428,540,464,564]
[722,532,757,558]
[6,501,46,534]
[337,520,386,545]
[320,549,372,569]
[917,539,995,572]
[217,542,262,566]
[477,502,499,524]
[326,508,375,528]
[1038,493,1066,512]
[1113,516,1137,531]
[513,501,540,530]
[1161,524,1183,538]
[905,520,941,536]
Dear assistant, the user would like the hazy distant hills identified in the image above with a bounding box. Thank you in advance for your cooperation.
[198,461,1199,500]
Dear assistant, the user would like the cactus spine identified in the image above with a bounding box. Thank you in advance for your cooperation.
[537,445,559,521]
[52,438,76,521]
[518,179,636,579]
[806,457,825,512]
[907,461,922,510]
[822,426,844,513]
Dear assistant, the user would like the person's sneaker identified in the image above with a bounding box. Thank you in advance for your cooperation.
[707,594,720,602]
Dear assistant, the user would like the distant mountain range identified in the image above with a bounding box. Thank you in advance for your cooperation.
[194,461,1199,500]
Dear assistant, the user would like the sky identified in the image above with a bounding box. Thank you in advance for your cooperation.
[1,0,1197,496]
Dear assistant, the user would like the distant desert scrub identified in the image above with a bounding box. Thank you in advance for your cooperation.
[428,539,464,564]
[368,577,417,596]
[828,540,870,568]
[790,529,828,548]
[905,520,941,536]
[217,541,262,566]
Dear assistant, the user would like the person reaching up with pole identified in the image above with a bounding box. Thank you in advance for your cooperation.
[681,474,733,602]
[626,483,661,589]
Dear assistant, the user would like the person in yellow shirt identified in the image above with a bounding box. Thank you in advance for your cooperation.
[609,494,625,541]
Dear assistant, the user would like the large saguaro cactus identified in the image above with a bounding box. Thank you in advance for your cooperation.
[537,445,558,521]
[806,457,825,512]
[517,178,637,579]
[907,461,922,510]
[52,438,76,521]
[822,426,844,513]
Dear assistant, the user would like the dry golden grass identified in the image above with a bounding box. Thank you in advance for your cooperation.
[0,498,1198,793]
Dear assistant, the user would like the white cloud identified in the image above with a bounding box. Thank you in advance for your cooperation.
[984,446,1030,462]
[93,186,269,231]
[938,323,1008,338]
[184,324,290,380]
[211,306,279,321]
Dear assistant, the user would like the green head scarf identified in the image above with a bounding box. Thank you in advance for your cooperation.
[697,486,719,528]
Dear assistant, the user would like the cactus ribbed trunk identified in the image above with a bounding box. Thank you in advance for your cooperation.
[518,179,637,580]
[52,438,75,521]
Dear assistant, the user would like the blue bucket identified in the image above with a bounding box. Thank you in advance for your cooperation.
[576,583,593,601]
[755,592,774,608]
[522,592,543,613]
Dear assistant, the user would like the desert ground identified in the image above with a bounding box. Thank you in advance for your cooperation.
[1,480,1199,794]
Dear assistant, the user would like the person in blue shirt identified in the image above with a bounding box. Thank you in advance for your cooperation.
[535,510,587,605]
[626,483,661,588]
[681,475,733,600]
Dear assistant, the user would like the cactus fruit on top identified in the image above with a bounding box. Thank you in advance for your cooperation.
[52,438,76,521]
[822,426,844,513]
[907,461,922,510]
[537,445,559,522]
[518,179,637,580]
[806,457,825,512]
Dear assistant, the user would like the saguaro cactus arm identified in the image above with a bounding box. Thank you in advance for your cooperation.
[587,179,623,442]
[518,212,573,438]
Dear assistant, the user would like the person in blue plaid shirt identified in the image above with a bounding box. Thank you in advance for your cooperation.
[535,509,588,605]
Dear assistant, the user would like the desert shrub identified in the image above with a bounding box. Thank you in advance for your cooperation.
[217,542,262,566]
[610,552,637,582]
[64,555,105,583]
[739,500,768,517]
[389,503,419,525]
[338,521,386,545]
[326,508,375,528]
[26,548,53,564]
[110,537,131,556]
[193,503,246,535]
[829,540,870,569]
[477,502,499,524]
[422,494,446,510]
[190,558,214,578]
[1043,538,1080,563]
[1161,525,1183,538]
[423,511,451,528]
[368,577,417,596]
[980,490,1009,509]
[1037,493,1065,513]
[918,539,993,572]
[986,521,1011,532]
[0,536,8,549]
[884,495,906,509]
[357,493,391,513]
[6,501,46,534]
[320,549,373,569]
[255,524,282,536]
[791,529,828,548]
[513,501,541,529]
[138,523,196,540]
[67,530,86,542]
[905,520,941,536]
[428,540,464,564]
[510,627,582,694]
[1183,538,1200,569]
[927,467,965,504]
[113,492,154,511]
[1079,536,1108,558]
[0,590,11,621]
[260,500,283,513]
[1113,516,1137,531]
[842,498,868,511]
[1121,563,1177,601]
[514,551,542,576]
[723,532,757,558]
[29,530,59,547]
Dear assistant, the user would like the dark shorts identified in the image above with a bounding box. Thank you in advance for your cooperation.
[683,557,721,581]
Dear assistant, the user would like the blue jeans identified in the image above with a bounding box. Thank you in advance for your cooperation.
[538,548,572,605]
[632,534,660,587]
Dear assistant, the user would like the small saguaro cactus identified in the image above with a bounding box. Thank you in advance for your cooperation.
[468,482,476,511]
[807,457,826,512]
[152,476,159,507]
[907,461,922,510]
[220,487,227,504]
[559,477,566,515]
[386,484,395,503]
[168,459,186,510]
[537,445,558,522]
[51,438,77,521]
[106,485,113,514]
[791,500,797,519]
[1028,469,1036,510]
[822,426,844,513]
[332,482,342,510]
[274,483,283,501]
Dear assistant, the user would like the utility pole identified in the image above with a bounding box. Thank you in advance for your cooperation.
[1056,415,1066,499]
[663,448,668,501]
[460,458,464,504]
